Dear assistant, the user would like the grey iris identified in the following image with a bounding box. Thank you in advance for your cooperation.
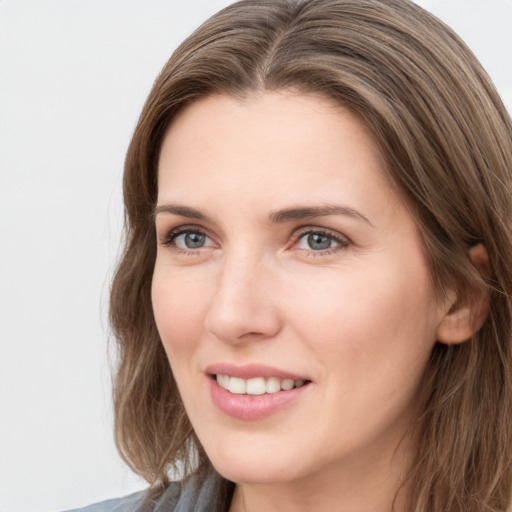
[185,232,205,248]
[308,233,331,250]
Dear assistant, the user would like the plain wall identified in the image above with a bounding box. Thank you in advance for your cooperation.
[0,1,510,511]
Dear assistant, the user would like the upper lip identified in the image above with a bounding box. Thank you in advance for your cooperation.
[205,363,310,381]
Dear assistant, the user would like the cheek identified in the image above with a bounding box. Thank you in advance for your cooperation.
[151,267,210,358]
[284,262,440,443]
[285,258,440,370]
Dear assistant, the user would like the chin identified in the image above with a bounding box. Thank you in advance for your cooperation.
[214,462,298,485]
[205,444,308,485]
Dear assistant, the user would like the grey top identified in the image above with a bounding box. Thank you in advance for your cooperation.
[64,468,234,512]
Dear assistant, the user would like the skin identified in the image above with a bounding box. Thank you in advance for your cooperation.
[152,91,458,512]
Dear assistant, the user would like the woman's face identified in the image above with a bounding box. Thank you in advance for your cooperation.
[152,92,449,487]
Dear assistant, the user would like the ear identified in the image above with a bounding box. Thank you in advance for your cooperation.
[436,244,490,345]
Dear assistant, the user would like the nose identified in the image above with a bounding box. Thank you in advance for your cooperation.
[205,254,283,344]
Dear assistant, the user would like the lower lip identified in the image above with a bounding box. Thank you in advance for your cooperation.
[209,377,310,420]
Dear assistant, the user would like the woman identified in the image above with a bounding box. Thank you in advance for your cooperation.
[71,0,512,510]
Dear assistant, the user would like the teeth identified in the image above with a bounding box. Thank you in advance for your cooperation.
[246,377,266,395]
[266,377,281,394]
[216,374,307,395]
[280,379,294,391]
[229,377,246,394]
[217,374,229,388]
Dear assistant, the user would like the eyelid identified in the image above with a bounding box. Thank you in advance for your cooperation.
[290,226,351,251]
[292,226,350,242]
[158,224,216,247]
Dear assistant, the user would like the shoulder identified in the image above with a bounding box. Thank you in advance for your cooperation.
[61,467,233,512]
[60,489,153,512]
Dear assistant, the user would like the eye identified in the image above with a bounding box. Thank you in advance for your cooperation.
[294,228,349,253]
[175,231,209,249]
[161,227,216,251]
[299,232,336,251]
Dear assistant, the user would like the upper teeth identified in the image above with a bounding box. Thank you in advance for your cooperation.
[216,375,305,395]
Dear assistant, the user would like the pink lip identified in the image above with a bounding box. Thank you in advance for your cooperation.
[209,379,310,420]
[205,363,309,381]
[205,363,312,421]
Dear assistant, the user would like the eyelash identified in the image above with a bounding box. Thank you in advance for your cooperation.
[160,225,214,253]
[292,227,350,255]
[159,225,350,256]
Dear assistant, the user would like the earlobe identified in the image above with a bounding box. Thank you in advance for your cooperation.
[436,244,490,345]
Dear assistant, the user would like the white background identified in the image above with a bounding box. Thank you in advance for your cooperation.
[0,1,511,511]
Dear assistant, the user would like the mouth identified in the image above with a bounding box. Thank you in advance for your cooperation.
[206,363,312,419]
[214,374,309,395]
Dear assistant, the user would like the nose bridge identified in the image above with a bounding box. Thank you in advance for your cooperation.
[205,247,281,343]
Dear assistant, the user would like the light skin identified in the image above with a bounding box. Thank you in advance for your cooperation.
[152,91,486,512]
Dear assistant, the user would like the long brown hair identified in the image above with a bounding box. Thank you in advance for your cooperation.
[110,1,512,509]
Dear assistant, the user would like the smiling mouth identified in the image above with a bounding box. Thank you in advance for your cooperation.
[214,374,309,395]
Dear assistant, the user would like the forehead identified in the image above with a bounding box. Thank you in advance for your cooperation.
[157,92,395,204]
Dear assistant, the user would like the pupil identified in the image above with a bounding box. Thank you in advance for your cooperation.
[308,233,331,250]
[185,232,205,248]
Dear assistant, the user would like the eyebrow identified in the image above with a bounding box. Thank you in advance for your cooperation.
[153,204,213,222]
[269,205,373,226]
[154,203,372,226]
